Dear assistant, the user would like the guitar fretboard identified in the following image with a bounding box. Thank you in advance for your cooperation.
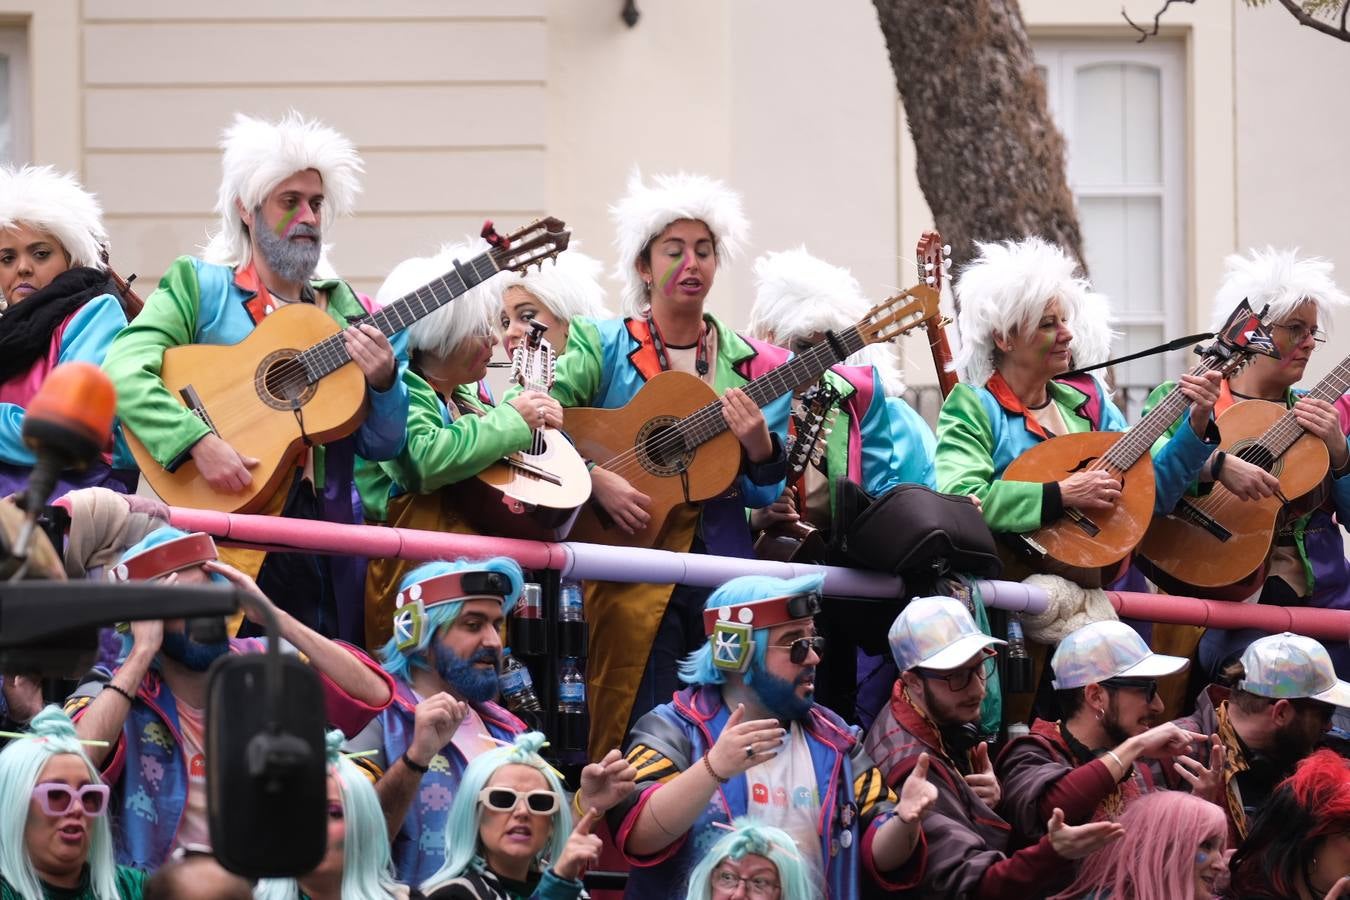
[675,327,866,449]
[297,253,501,381]
[1245,351,1350,462]
[1099,355,1229,472]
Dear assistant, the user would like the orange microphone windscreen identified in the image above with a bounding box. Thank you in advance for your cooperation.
[25,361,117,446]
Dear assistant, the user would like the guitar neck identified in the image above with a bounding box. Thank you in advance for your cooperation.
[925,319,960,398]
[676,327,865,450]
[1099,357,1225,471]
[1257,351,1350,460]
[296,252,502,381]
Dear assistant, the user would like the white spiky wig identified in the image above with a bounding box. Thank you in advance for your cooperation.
[203,111,363,269]
[952,236,1091,386]
[1209,246,1349,334]
[1068,291,1119,371]
[749,246,905,393]
[491,247,611,325]
[0,165,108,271]
[610,169,749,316]
[378,238,497,360]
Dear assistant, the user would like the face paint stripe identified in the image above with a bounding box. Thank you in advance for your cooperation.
[275,205,300,236]
[659,254,687,297]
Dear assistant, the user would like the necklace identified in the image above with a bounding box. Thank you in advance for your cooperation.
[1229,386,1287,403]
[647,312,709,376]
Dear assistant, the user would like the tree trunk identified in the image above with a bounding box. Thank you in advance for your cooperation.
[871,0,1084,277]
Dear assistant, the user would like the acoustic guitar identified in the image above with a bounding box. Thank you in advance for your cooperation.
[1137,348,1349,597]
[752,379,841,563]
[460,321,592,541]
[1000,300,1278,575]
[125,218,571,513]
[562,287,939,548]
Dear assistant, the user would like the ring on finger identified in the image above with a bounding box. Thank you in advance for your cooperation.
[745,744,755,759]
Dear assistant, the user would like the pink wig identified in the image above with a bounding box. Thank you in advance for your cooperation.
[1049,792,1227,900]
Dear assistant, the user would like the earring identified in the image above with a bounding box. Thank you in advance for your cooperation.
[1096,708,1104,722]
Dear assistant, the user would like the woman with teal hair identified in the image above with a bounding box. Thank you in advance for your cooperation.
[684,820,820,900]
[419,732,602,900]
[254,731,406,900]
[0,706,145,900]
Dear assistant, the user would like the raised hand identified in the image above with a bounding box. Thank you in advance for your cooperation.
[1172,734,1227,804]
[963,741,1001,808]
[553,806,604,882]
[1047,807,1125,860]
[706,703,785,779]
[202,560,277,626]
[406,693,468,770]
[579,748,638,813]
[899,752,938,824]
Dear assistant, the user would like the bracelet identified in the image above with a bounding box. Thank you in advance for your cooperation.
[702,753,729,785]
[103,683,135,705]
[571,790,586,817]
[1210,450,1227,480]
[1103,749,1125,773]
[401,751,429,774]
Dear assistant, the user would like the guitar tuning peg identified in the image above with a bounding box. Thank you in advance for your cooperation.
[942,244,952,256]
[925,276,936,286]
[924,262,935,272]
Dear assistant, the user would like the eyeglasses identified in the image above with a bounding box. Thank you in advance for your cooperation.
[478,787,559,815]
[31,783,110,817]
[1291,697,1337,726]
[1271,322,1327,345]
[766,636,826,664]
[1101,677,1159,704]
[712,869,782,898]
[916,653,996,692]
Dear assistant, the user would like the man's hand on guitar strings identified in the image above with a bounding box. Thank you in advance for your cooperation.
[1059,469,1120,513]
[721,388,773,463]
[590,467,652,535]
[1215,454,1280,501]
[342,322,397,392]
[189,433,260,493]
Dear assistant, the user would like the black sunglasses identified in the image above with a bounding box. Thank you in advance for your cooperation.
[1101,677,1159,704]
[917,654,996,692]
[767,635,826,664]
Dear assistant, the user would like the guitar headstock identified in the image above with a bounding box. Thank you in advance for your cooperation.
[855,287,941,346]
[510,320,556,392]
[1202,298,1280,376]
[787,381,843,478]
[483,217,571,275]
[915,230,952,294]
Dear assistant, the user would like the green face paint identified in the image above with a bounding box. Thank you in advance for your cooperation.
[275,205,301,236]
[659,254,687,297]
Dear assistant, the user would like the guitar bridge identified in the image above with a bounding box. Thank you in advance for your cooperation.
[180,385,218,436]
[1173,498,1232,541]
[503,455,564,487]
[1065,509,1101,537]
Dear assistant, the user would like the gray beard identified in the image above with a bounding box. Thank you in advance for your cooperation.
[252,206,321,283]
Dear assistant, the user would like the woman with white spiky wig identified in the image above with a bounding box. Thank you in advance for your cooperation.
[0,164,135,501]
[746,246,935,544]
[103,111,409,647]
[526,170,792,758]
[1142,247,1350,681]
[935,236,1220,566]
[355,239,563,647]
[493,248,611,361]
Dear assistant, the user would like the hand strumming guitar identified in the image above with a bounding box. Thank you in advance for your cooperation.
[508,391,565,431]
[1058,469,1121,512]
[190,433,260,492]
[590,467,652,535]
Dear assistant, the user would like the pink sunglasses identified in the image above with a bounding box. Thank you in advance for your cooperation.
[31,783,110,817]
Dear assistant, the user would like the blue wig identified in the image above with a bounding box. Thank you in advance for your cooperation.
[683,818,821,900]
[0,707,120,900]
[678,573,824,687]
[115,526,228,660]
[378,557,524,682]
[255,731,399,900]
[419,732,571,895]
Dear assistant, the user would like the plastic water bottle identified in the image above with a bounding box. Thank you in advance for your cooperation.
[499,649,542,715]
[558,579,588,658]
[511,583,546,656]
[1004,613,1033,694]
[557,657,587,752]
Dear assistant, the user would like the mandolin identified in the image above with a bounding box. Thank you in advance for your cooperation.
[917,231,959,398]
[125,218,570,513]
[752,379,841,563]
[1137,348,1350,598]
[460,321,591,541]
[1000,300,1278,577]
[562,286,939,549]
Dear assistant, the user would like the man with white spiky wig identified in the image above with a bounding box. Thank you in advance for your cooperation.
[355,239,564,647]
[0,165,136,501]
[936,236,1220,563]
[523,170,791,759]
[1142,247,1350,681]
[103,111,409,645]
[494,247,612,361]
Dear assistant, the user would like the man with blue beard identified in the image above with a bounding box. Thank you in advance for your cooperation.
[611,573,933,900]
[65,526,395,870]
[344,559,636,884]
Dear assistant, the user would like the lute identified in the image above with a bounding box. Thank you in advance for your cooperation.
[917,231,960,398]
[752,379,841,563]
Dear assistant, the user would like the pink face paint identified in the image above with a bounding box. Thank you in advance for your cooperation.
[659,254,687,298]
[275,205,301,236]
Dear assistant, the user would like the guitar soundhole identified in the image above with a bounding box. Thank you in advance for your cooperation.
[636,416,693,477]
[257,350,317,411]
[1231,439,1278,476]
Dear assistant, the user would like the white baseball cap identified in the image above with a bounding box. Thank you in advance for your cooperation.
[1050,620,1188,690]
[1239,632,1350,708]
[888,596,1005,673]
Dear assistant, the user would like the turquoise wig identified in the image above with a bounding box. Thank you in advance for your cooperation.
[254,731,399,900]
[377,557,524,682]
[683,819,821,900]
[678,573,824,687]
[419,732,571,895]
[0,707,120,900]
[115,526,228,660]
